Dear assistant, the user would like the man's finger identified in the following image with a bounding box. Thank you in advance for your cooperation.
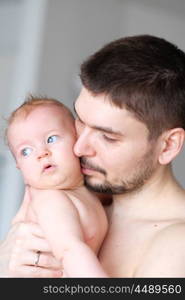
[10,266,62,278]
[16,222,45,239]
[21,251,62,270]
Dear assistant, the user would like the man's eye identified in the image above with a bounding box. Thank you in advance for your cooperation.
[21,148,32,157]
[103,135,117,142]
[47,135,58,144]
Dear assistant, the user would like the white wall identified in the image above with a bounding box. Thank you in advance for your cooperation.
[121,0,185,48]
[0,0,49,239]
[0,0,24,239]
[0,0,185,239]
[36,0,124,109]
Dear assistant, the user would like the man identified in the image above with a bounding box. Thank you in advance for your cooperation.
[1,34,185,277]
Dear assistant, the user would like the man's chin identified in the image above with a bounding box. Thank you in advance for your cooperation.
[84,177,116,194]
[84,177,106,192]
[84,177,136,195]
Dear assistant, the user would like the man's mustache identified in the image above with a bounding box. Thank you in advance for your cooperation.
[80,158,106,176]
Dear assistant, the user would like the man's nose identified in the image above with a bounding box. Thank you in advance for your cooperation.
[37,148,51,159]
[74,130,96,157]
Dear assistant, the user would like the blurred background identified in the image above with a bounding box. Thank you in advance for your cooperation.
[0,0,185,240]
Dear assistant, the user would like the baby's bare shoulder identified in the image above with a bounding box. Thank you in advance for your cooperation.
[66,186,104,210]
[66,187,108,247]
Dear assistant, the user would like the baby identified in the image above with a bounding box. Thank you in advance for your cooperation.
[6,96,108,277]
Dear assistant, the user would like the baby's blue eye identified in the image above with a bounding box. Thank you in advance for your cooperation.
[47,135,58,144]
[21,147,32,157]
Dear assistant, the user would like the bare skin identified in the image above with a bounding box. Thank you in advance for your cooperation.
[2,175,185,278]
[73,88,185,277]
[99,171,185,277]
[4,104,108,278]
[1,87,185,277]
[1,168,185,277]
[0,190,62,277]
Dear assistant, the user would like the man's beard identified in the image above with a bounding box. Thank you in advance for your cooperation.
[81,148,156,195]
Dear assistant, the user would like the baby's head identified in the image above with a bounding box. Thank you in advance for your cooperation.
[7,96,83,189]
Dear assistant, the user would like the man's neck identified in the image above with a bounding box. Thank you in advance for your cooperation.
[112,165,185,221]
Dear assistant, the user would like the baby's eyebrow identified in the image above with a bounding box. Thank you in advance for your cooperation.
[16,141,30,149]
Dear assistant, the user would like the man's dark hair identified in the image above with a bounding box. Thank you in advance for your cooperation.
[80,35,185,139]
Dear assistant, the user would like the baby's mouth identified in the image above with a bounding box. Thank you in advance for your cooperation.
[43,164,56,173]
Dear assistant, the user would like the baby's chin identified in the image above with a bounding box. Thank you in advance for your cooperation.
[31,178,84,190]
[31,183,72,190]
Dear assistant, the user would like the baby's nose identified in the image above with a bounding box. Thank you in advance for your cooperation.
[37,149,51,159]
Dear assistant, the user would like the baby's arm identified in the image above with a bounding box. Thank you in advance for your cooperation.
[30,189,108,277]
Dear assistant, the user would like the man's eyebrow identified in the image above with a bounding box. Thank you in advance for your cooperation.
[73,101,123,136]
[92,125,123,135]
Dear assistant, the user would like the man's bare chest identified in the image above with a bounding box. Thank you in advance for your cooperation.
[98,219,163,277]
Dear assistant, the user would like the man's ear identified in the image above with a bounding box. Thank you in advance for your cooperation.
[158,128,185,165]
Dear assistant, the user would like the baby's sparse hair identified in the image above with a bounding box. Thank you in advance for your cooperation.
[7,95,74,126]
[5,95,74,149]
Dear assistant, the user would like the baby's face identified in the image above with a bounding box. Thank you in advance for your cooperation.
[8,105,83,189]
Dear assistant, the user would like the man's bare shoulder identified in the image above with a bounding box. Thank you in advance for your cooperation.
[152,222,185,249]
[135,222,185,277]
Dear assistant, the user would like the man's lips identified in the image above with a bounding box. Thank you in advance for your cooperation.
[81,164,99,174]
[80,161,106,176]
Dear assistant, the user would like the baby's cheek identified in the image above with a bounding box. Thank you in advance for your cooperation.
[22,168,34,185]
[23,174,31,185]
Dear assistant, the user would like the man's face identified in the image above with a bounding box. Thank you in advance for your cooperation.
[74,87,158,194]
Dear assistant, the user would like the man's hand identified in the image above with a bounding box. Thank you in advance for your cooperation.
[0,187,62,277]
[4,222,62,277]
